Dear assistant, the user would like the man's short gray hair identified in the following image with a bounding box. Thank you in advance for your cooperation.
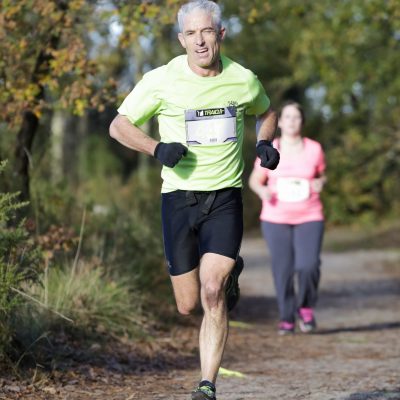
[177,0,222,32]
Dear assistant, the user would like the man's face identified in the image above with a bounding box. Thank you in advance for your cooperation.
[178,10,225,73]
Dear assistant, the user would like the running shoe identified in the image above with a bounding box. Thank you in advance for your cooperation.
[298,307,317,333]
[278,321,295,335]
[192,381,216,400]
[226,255,244,311]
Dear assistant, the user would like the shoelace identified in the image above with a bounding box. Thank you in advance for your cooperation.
[197,385,215,397]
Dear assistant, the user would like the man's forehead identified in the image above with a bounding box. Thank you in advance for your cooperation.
[182,9,216,31]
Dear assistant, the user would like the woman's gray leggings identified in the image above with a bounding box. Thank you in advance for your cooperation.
[261,220,324,323]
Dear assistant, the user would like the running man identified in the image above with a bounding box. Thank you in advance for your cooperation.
[109,1,279,399]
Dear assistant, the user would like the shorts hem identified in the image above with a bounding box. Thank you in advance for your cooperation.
[168,263,198,277]
[200,249,239,261]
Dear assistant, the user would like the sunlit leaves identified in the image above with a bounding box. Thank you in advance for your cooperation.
[0,0,185,126]
[116,0,182,47]
[0,0,96,124]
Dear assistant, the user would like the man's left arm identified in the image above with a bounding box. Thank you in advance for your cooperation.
[256,107,277,142]
[255,108,280,170]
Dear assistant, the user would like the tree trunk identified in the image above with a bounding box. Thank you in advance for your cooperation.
[14,111,39,202]
[50,110,66,183]
[13,1,68,202]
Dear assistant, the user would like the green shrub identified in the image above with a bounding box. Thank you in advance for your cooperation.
[0,161,42,359]
[12,159,171,361]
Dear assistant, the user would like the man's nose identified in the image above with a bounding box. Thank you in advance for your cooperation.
[195,32,205,45]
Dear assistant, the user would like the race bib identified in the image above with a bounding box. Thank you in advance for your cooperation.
[185,107,237,146]
[276,178,310,202]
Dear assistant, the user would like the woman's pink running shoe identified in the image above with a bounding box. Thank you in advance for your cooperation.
[298,307,316,333]
[278,321,295,335]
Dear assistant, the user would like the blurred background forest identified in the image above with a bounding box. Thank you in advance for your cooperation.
[0,0,399,370]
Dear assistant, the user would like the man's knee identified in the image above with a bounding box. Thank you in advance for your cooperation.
[202,281,225,310]
[176,299,199,316]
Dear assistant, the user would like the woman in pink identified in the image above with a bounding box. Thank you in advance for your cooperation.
[249,101,327,335]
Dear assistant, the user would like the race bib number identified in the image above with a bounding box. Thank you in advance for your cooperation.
[276,178,310,202]
[185,107,237,146]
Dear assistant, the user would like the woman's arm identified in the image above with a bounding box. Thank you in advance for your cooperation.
[312,174,327,193]
[248,168,272,201]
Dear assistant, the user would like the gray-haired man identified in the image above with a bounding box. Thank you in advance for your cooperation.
[109,1,279,398]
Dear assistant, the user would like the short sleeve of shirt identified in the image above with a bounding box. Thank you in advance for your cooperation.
[117,68,165,126]
[246,73,270,116]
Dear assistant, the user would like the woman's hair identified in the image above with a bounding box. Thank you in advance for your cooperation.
[177,0,222,32]
[279,101,306,126]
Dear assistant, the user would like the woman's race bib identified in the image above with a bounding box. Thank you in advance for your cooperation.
[276,177,310,202]
[185,106,237,146]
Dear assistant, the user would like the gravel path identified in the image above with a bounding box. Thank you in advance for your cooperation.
[2,236,399,400]
[215,238,400,400]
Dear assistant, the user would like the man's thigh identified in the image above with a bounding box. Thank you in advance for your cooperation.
[199,253,235,286]
[170,267,201,314]
[162,191,200,276]
[198,188,243,260]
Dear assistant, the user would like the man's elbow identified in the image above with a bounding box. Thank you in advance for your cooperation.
[109,116,120,139]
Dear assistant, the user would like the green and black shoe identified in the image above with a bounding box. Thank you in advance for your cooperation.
[226,255,244,312]
[191,381,216,400]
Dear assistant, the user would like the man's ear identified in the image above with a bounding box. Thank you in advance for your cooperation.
[219,27,226,41]
[178,32,186,49]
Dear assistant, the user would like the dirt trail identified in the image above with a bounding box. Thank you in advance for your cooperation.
[2,237,400,400]
[217,238,400,400]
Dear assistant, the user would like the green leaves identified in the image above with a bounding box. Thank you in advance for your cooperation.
[2,0,398,222]
[223,0,400,223]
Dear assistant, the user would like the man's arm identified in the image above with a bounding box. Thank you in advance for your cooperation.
[255,108,280,170]
[256,108,278,141]
[109,114,187,168]
[109,114,158,156]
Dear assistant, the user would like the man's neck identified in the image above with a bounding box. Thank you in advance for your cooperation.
[188,58,222,77]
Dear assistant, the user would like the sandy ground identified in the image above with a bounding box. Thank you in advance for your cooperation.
[1,236,399,400]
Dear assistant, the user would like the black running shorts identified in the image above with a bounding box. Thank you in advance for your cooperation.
[161,187,243,276]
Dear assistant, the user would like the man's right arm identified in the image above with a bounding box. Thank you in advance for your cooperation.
[109,114,158,156]
[109,114,187,168]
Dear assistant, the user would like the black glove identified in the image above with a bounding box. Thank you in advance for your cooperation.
[154,142,187,168]
[256,140,280,170]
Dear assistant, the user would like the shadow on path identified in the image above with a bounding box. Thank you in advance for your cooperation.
[319,278,400,300]
[316,321,400,335]
[233,295,277,323]
[15,330,200,377]
[343,388,400,400]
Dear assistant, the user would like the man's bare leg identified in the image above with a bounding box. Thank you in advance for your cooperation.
[170,267,200,315]
[198,253,234,383]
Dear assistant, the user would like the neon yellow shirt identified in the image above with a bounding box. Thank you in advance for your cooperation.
[118,54,270,192]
